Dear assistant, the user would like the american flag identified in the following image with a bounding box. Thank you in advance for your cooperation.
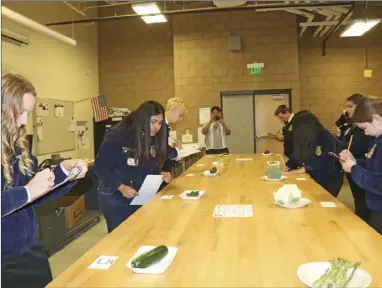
[91,95,108,122]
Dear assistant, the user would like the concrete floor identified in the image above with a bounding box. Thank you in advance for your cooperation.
[49,181,355,279]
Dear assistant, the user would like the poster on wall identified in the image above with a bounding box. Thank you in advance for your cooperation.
[54,104,64,117]
[199,107,211,125]
[36,102,49,117]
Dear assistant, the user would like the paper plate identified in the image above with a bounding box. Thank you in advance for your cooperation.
[297,262,371,288]
[261,176,286,181]
[274,198,311,209]
[203,170,218,177]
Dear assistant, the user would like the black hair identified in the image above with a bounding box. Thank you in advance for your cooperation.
[291,111,325,165]
[113,101,167,168]
[211,106,221,113]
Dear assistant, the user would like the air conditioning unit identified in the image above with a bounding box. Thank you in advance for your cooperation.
[1,28,30,45]
[213,0,247,8]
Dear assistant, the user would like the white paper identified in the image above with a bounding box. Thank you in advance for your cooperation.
[175,145,201,161]
[54,104,64,117]
[160,195,174,200]
[236,158,253,161]
[296,178,307,181]
[36,102,49,117]
[77,122,89,150]
[169,131,177,147]
[130,175,163,206]
[185,173,195,177]
[320,202,336,208]
[37,126,44,141]
[68,116,75,132]
[182,133,193,143]
[88,255,118,270]
[213,205,253,218]
[199,107,211,125]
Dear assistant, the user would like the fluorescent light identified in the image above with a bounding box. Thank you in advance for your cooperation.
[341,19,380,37]
[141,14,167,24]
[132,2,161,15]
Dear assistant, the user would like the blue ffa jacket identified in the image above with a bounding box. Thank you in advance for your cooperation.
[351,135,382,212]
[282,119,293,158]
[337,124,373,160]
[1,156,76,260]
[287,129,342,183]
[162,123,178,172]
[93,123,163,199]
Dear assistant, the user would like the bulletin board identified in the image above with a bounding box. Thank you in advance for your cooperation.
[33,98,75,155]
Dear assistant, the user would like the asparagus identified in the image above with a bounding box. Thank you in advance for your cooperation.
[312,258,361,288]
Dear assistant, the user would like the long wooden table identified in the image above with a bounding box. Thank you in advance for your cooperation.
[47,154,382,287]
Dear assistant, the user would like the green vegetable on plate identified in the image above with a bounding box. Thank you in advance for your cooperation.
[131,245,169,269]
[186,191,200,197]
[312,257,361,288]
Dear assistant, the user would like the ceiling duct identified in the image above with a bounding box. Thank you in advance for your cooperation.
[213,1,247,8]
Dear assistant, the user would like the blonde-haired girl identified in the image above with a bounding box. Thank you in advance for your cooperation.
[1,73,88,288]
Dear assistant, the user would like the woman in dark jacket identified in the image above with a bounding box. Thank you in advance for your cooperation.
[93,101,172,233]
[1,74,87,288]
[340,97,382,234]
[285,111,343,197]
[333,94,373,222]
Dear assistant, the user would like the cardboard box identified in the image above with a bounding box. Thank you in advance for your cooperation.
[64,196,85,229]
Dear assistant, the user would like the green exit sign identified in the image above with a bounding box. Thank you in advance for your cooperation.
[247,63,264,75]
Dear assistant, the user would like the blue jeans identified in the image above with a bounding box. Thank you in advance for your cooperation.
[98,184,141,233]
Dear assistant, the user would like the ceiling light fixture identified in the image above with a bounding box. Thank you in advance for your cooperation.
[341,19,380,37]
[132,2,161,15]
[141,14,167,24]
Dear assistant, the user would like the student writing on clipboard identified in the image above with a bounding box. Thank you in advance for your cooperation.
[1,74,88,288]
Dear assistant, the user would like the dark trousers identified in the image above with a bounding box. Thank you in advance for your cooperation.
[99,191,141,233]
[206,148,230,155]
[1,244,52,288]
[347,173,370,222]
[369,210,382,234]
[317,174,344,198]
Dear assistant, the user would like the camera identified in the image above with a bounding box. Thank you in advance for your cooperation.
[213,115,220,121]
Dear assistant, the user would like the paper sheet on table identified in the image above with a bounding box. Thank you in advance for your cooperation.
[130,175,163,206]
[213,205,253,218]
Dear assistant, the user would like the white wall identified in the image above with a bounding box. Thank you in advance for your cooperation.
[2,2,99,163]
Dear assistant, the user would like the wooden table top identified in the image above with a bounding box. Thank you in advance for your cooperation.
[47,154,382,288]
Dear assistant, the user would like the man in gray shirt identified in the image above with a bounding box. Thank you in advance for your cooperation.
[201,106,231,154]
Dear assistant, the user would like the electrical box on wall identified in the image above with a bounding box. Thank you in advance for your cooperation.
[228,36,242,51]
[364,69,372,78]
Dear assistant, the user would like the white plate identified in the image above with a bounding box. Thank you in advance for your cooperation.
[212,161,224,166]
[203,170,218,177]
[262,152,272,156]
[179,190,205,200]
[274,198,311,208]
[297,262,371,288]
[267,161,280,166]
[261,176,286,181]
[126,246,178,274]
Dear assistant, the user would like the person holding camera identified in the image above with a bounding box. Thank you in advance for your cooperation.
[201,106,231,155]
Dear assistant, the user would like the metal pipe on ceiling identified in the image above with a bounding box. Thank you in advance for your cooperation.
[46,1,353,26]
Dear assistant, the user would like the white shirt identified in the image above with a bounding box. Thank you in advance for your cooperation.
[288,113,294,124]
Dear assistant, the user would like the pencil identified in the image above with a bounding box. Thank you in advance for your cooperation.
[337,124,344,129]
[347,135,353,150]
[279,154,286,167]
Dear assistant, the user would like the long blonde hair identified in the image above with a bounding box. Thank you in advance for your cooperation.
[1,73,36,187]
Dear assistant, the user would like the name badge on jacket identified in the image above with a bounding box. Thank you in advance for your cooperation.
[127,158,137,166]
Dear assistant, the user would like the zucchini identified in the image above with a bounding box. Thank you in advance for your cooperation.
[131,246,168,268]
[210,167,217,174]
